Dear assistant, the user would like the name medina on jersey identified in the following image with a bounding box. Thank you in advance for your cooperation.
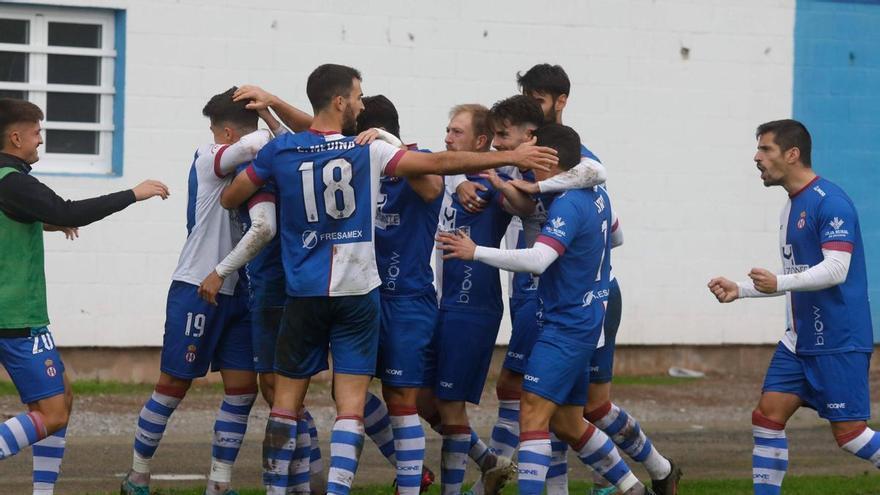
[301,229,364,249]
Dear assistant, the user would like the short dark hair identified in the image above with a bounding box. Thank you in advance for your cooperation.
[488,95,545,131]
[306,64,362,113]
[202,87,257,130]
[0,98,44,139]
[357,95,400,139]
[756,119,812,166]
[534,123,581,170]
[516,64,571,99]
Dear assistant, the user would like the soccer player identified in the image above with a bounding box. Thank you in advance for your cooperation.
[120,88,275,495]
[438,123,655,495]
[220,63,557,495]
[517,63,680,495]
[354,94,441,495]
[0,98,169,495]
[708,119,875,495]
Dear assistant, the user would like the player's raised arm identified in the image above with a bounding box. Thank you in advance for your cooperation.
[233,85,313,132]
[483,168,536,217]
[391,137,557,178]
[221,168,261,209]
[538,155,607,193]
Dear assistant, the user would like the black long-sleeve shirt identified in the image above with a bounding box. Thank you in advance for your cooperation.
[0,152,136,227]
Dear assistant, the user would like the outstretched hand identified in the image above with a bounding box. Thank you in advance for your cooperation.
[436,230,477,261]
[707,276,738,303]
[509,137,557,172]
[132,180,170,201]
[510,179,539,195]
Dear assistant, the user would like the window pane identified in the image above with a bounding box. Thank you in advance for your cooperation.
[48,22,101,48]
[0,90,26,100]
[47,55,101,85]
[0,19,29,44]
[47,93,100,123]
[46,130,98,154]
[0,51,27,82]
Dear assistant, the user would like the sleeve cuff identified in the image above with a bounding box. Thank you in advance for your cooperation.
[213,144,230,178]
[822,241,853,253]
[247,192,276,209]
[384,149,407,177]
[536,234,566,255]
[245,164,267,186]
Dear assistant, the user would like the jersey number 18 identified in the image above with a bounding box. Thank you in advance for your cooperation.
[299,158,357,222]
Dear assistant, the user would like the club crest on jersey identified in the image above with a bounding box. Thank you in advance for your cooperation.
[546,216,567,237]
[302,230,318,249]
[185,344,197,363]
[797,211,806,229]
[44,358,57,377]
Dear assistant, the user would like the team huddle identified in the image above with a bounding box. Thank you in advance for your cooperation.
[0,60,874,495]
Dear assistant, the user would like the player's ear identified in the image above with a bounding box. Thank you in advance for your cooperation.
[786,146,801,164]
[555,94,568,112]
[475,134,488,150]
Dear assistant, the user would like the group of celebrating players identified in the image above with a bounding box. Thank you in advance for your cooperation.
[0,59,875,495]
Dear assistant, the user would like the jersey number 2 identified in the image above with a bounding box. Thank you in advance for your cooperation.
[299,159,356,222]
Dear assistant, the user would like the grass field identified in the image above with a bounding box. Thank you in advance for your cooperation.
[93,475,880,494]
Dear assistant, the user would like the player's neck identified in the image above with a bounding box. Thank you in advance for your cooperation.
[783,167,817,196]
[309,113,342,134]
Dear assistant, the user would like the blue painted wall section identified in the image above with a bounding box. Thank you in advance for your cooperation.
[112,9,126,176]
[794,0,880,340]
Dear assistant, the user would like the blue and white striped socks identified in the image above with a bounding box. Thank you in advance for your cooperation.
[262,408,298,495]
[132,385,185,476]
[518,430,552,495]
[207,387,257,492]
[327,416,365,495]
[838,424,880,467]
[751,410,787,495]
[545,433,569,495]
[0,411,47,460]
[291,413,313,493]
[364,392,396,466]
[389,406,425,495]
[304,409,325,493]
[587,401,671,480]
[441,425,471,495]
[33,426,66,495]
[489,395,520,458]
[574,422,640,493]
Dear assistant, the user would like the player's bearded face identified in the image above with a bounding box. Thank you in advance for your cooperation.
[755,133,787,187]
[341,101,359,135]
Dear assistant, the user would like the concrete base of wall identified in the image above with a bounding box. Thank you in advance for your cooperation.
[9,344,872,384]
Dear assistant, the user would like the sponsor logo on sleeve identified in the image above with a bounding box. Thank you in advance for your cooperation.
[824,217,850,240]
[546,216,567,238]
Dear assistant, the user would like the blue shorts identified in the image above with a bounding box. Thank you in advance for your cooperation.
[0,327,66,404]
[251,304,284,374]
[378,293,438,388]
[160,281,254,379]
[762,342,871,422]
[590,278,621,384]
[274,290,380,379]
[504,297,539,374]
[524,327,597,406]
[434,309,502,404]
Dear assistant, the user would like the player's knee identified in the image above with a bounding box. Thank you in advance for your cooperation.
[157,373,192,394]
[752,408,786,430]
[259,376,275,406]
[832,421,868,447]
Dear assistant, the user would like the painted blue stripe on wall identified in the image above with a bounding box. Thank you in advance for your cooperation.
[794,0,880,340]
[111,9,126,176]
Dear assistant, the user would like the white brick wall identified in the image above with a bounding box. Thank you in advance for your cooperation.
[12,0,796,346]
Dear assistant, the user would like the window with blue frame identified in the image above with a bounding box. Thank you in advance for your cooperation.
[0,4,123,175]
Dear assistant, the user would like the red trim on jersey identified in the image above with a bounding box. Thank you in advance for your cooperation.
[384,149,407,177]
[441,424,472,435]
[536,234,566,255]
[213,144,230,178]
[245,164,266,186]
[247,192,277,209]
[788,175,820,198]
[822,241,853,253]
[336,415,364,422]
[584,401,613,423]
[611,219,620,233]
[520,430,550,441]
[155,384,188,399]
[270,407,299,421]
[405,143,419,150]
[835,424,868,447]
[751,409,785,430]
[573,423,598,451]
[309,128,341,135]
